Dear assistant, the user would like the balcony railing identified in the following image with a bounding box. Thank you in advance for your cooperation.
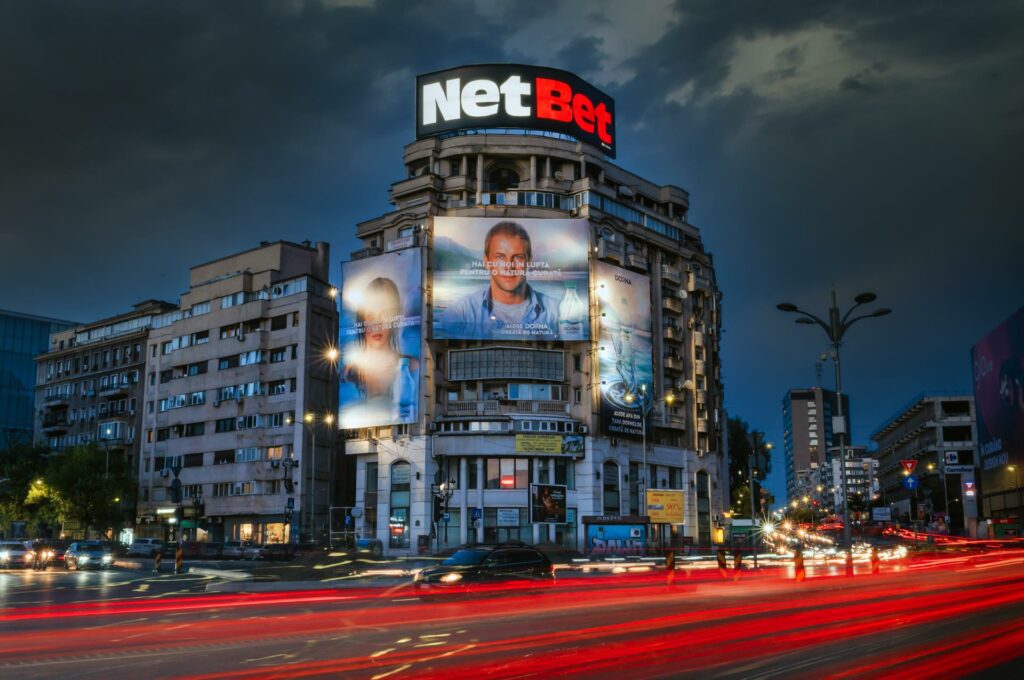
[663,356,683,373]
[662,297,683,315]
[625,253,648,272]
[661,267,681,285]
[695,359,706,375]
[445,400,569,417]
[663,325,683,342]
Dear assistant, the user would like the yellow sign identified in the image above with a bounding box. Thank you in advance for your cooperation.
[645,490,685,523]
[515,434,563,454]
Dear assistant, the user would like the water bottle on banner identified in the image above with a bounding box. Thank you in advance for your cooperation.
[393,357,417,422]
[557,281,585,339]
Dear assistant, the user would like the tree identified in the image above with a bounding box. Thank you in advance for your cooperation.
[43,444,136,539]
[0,443,51,537]
[727,417,774,519]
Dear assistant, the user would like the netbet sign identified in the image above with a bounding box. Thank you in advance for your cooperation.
[416,64,616,157]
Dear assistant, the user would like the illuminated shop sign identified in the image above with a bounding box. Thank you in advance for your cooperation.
[416,64,616,157]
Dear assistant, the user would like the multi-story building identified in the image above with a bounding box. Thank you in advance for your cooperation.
[135,241,338,545]
[870,393,978,532]
[823,446,879,515]
[2,309,74,449]
[782,387,850,500]
[341,65,727,556]
[33,301,174,471]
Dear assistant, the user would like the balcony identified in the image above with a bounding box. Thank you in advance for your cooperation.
[597,238,625,265]
[625,253,648,272]
[99,383,131,398]
[41,416,68,434]
[663,325,683,342]
[696,390,707,405]
[663,356,683,373]
[44,393,70,406]
[693,331,705,347]
[695,359,706,375]
[445,400,569,417]
[662,297,683,315]
[697,418,709,433]
[661,267,681,285]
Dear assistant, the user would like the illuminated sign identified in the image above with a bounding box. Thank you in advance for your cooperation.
[417,64,616,157]
[515,434,584,455]
[645,490,685,524]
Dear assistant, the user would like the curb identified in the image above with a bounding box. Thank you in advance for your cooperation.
[190,567,253,581]
[205,577,409,593]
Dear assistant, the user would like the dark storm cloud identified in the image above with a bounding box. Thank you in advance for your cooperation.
[1,0,1021,504]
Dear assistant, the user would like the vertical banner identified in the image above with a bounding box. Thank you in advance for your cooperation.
[339,249,422,429]
[432,217,590,341]
[596,261,653,439]
[530,483,567,524]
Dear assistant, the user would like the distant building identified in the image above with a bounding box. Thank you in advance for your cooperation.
[971,306,1024,530]
[782,387,850,501]
[870,393,978,533]
[33,301,176,470]
[823,446,879,515]
[0,309,74,449]
[135,241,338,545]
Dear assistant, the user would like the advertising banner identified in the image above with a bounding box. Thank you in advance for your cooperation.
[971,306,1024,495]
[433,217,590,341]
[497,508,520,527]
[339,249,422,429]
[515,433,584,455]
[596,261,653,439]
[645,490,685,524]
[530,483,567,524]
[585,524,647,557]
[871,507,892,522]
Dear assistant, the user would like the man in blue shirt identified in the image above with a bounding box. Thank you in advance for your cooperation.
[441,221,558,339]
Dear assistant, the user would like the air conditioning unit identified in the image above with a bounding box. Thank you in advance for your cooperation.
[579,425,589,434]
[412,224,422,233]
[160,469,169,478]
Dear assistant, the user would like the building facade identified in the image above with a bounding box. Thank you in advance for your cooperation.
[824,446,879,516]
[2,309,74,449]
[135,241,338,544]
[782,387,850,501]
[33,301,174,473]
[341,65,727,556]
[870,393,978,533]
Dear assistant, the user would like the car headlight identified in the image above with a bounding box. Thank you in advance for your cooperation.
[0,551,10,561]
[79,555,89,563]
[102,554,113,563]
[440,572,463,584]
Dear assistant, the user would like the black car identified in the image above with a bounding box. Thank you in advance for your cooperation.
[414,544,554,589]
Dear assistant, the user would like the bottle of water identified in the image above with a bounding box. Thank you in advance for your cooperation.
[558,282,585,339]
[393,357,417,422]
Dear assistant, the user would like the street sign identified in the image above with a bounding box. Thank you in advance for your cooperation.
[945,465,974,474]
[441,512,451,523]
[471,507,482,520]
[900,459,918,475]
[287,497,295,509]
[903,475,919,490]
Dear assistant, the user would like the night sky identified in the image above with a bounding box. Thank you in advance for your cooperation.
[3,1,1022,503]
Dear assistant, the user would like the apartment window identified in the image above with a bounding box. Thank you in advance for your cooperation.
[184,422,205,437]
[237,415,262,430]
[267,413,285,428]
[219,355,240,370]
[266,446,284,460]
[214,450,234,465]
[270,315,287,331]
[449,348,564,382]
[235,447,261,462]
[187,361,208,376]
[189,391,205,406]
[268,380,289,395]
[215,418,236,433]
[554,459,575,490]
[270,347,288,363]
[239,350,263,366]
[156,428,170,442]
[183,453,204,468]
[219,324,240,339]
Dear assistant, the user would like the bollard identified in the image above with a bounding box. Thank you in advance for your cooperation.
[732,549,743,581]
[794,546,806,582]
[845,549,854,577]
[870,546,880,575]
[665,550,676,586]
[175,546,183,574]
[716,548,729,579]
[154,550,162,573]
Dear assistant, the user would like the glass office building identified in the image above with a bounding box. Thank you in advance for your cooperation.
[0,309,75,449]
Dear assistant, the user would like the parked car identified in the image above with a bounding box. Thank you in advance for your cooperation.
[65,541,114,570]
[413,544,554,589]
[127,538,163,558]
[43,540,69,567]
[0,540,33,568]
[356,538,384,559]
[199,542,223,559]
[160,541,203,558]
[245,543,295,561]
[221,541,252,560]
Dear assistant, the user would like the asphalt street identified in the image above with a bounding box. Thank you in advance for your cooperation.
[1,550,1022,678]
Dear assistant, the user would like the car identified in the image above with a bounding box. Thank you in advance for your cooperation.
[0,541,34,568]
[222,540,252,560]
[413,544,554,589]
[244,543,294,561]
[356,538,384,559]
[65,541,114,570]
[199,542,223,559]
[43,540,69,566]
[128,538,163,557]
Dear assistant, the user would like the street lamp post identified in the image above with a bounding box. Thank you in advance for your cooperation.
[747,431,772,569]
[778,290,891,558]
[288,411,335,543]
[626,386,676,523]
[1009,465,1022,532]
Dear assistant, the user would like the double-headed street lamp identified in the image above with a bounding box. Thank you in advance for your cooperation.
[777,290,891,557]
[287,411,335,542]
